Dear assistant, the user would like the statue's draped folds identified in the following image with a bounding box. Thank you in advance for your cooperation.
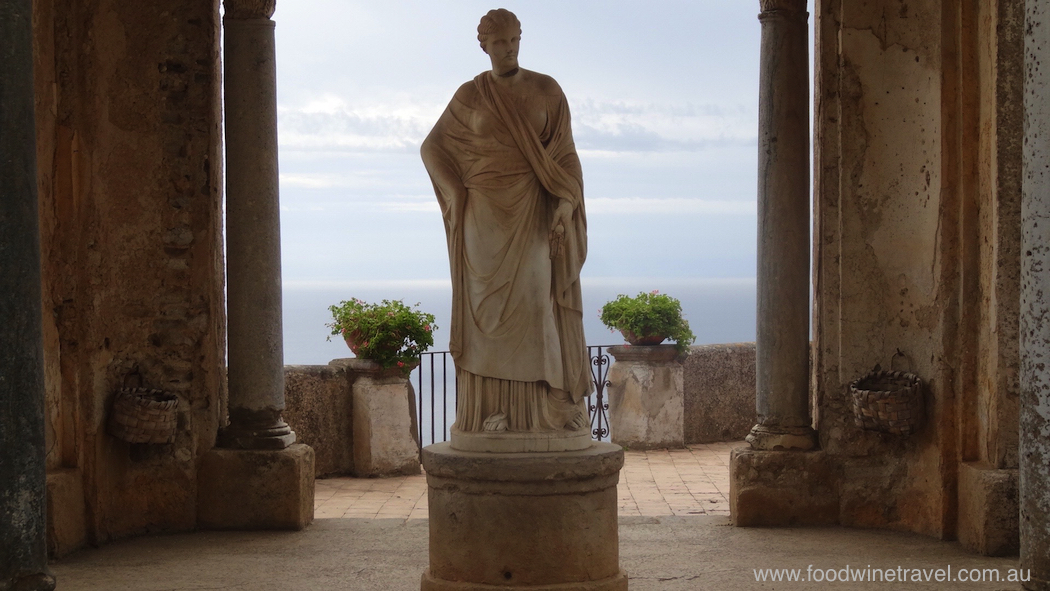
[422,71,592,432]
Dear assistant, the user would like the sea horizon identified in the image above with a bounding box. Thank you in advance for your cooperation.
[282,276,758,366]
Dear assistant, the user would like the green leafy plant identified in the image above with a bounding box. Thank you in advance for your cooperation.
[326,299,437,370]
[599,290,696,354]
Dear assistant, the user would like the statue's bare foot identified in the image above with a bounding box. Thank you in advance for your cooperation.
[565,410,589,431]
[483,412,508,432]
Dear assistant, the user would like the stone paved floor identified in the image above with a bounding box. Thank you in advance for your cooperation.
[313,441,737,520]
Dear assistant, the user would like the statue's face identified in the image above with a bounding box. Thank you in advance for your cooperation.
[484,26,520,75]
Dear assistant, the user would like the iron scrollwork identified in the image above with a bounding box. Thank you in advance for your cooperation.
[587,345,613,441]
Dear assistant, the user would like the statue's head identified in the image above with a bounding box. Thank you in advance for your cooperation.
[477,9,521,51]
[477,9,521,75]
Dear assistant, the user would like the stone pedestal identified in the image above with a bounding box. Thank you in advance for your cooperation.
[450,427,592,453]
[45,469,87,559]
[730,447,838,527]
[343,359,421,477]
[607,345,684,450]
[421,442,627,591]
[958,462,1019,557]
[197,444,314,530]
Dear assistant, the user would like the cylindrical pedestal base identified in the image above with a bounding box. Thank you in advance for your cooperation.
[421,442,627,590]
[421,569,628,591]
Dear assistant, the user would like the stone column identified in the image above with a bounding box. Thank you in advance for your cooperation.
[0,0,56,589]
[747,0,816,451]
[1020,0,1050,588]
[198,0,315,532]
[220,0,294,449]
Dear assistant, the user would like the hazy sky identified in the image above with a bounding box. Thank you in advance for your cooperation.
[271,1,770,288]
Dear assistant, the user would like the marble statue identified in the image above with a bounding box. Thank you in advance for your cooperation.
[421,8,592,440]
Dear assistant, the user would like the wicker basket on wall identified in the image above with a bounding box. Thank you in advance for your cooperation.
[107,376,179,444]
[849,353,923,436]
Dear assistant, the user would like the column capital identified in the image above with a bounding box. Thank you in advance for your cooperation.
[760,0,807,14]
[224,0,275,20]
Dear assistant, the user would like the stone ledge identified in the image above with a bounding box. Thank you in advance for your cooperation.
[330,357,415,382]
[684,343,756,444]
[283,364,353,478]
[607,344,681,363]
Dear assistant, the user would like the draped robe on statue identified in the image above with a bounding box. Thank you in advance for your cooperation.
[421,70,593,432]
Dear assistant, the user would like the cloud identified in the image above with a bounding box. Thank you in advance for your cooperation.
[277,93,756,156]
[284,278,452,290]
[587,197,755,215]
[580,276,756,288]
[572,99,756,153]
[278,190,439,214]
[278,93,442,153]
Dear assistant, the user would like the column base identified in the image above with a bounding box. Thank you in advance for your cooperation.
[421,442,626,590]
[218,422,296,450]
[45,468,86,558]
[197,443,314,530]
[745,423,816,451]
[11,572,56,591]
[958,462,1019,556]
[1023,576,1050,591]
[730,446,838,526]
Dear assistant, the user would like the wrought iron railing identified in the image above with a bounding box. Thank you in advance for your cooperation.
[413,345,617,448]
[587,345,613,441]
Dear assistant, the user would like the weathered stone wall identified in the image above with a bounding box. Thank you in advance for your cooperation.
[684,343,756,444]
[814,0,962,538]
[32,0,225,552]
[813,0,1022,545]
[283,365,354,477]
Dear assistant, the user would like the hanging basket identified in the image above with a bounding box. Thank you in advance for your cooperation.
[849,367,923,436]
[108,386,179,444]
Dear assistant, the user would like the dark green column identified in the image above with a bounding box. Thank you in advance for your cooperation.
[0,0,55,589]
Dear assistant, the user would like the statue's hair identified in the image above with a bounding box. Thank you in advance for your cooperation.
[477,8,521,52]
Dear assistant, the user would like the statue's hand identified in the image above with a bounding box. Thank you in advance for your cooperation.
[549,226,564,259]
[549,200,572,259]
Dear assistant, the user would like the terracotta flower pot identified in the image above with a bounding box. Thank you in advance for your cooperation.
[342,330,364,354]
[342,331,407,369]
[620,330,667,346]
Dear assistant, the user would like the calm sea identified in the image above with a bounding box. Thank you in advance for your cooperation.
[282,277,756,445]
[281,277,757,366]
